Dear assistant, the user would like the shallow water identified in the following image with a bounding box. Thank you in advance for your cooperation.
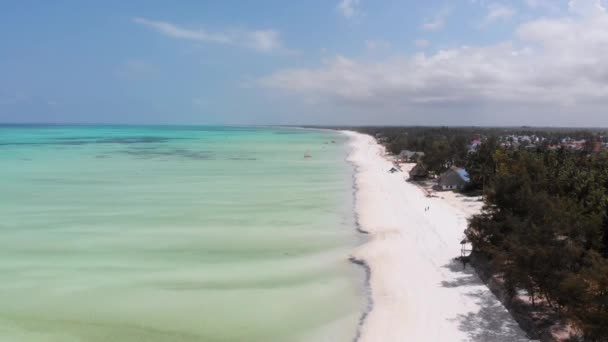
[0,126,365,342]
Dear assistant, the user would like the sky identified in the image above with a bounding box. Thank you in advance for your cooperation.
[1,0,608,126]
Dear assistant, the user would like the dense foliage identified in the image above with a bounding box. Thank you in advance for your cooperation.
[355,127,476,174]
[352,126,603,176]
[350,126,608,340]
[467,148,608,340]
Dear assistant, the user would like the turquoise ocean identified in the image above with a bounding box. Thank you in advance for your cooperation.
[0,125,365,342]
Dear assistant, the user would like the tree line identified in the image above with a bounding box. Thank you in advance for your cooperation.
[351,126,608,340]
[355,126,476,174]
[467,146,608,340]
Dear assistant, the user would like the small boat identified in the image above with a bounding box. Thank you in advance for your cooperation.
[304,151,312,159]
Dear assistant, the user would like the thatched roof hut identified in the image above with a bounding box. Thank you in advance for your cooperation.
[409,163,429,180]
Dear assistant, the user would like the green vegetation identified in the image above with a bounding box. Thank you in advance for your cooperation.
[351,126,608,340]
[355,127,475,174]
[467,148,608,340]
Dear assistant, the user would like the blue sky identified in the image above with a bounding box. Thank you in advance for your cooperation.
[1,0,608,125]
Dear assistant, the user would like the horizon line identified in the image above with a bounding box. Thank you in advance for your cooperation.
[2,122,608,130]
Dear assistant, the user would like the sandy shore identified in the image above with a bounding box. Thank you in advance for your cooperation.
[344,131,531,342]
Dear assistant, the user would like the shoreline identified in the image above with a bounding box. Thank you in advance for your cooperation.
[344,138,373,342]
[343,130,532,342]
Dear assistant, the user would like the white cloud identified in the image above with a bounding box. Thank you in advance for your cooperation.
[259,2,608,125]
[133,17,230,43]
[133,17,284,53]
[568,0,606,15]
[480,4,516,26]
[422,7,451,31]
[247,30,283,52]
[337,0,361,18]
[414,39,431,48]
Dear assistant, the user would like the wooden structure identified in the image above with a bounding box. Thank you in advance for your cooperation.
[408,163,429,180]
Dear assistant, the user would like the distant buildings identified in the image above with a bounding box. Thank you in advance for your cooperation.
[560,137,587,150]
[499,134,543,149]
[468,139,482,152]
[496,135,608,152]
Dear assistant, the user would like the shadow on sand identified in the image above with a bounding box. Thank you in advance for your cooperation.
[441,260,531,342]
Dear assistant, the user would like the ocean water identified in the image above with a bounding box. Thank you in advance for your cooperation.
[0,126,365,342]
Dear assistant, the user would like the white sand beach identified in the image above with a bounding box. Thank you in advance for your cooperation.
[344,131,531,342]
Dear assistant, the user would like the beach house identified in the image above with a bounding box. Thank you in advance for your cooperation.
[437,167,470,191]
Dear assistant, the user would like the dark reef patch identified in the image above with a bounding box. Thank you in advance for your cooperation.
[0,136,174,147]
[117,148,214,160]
